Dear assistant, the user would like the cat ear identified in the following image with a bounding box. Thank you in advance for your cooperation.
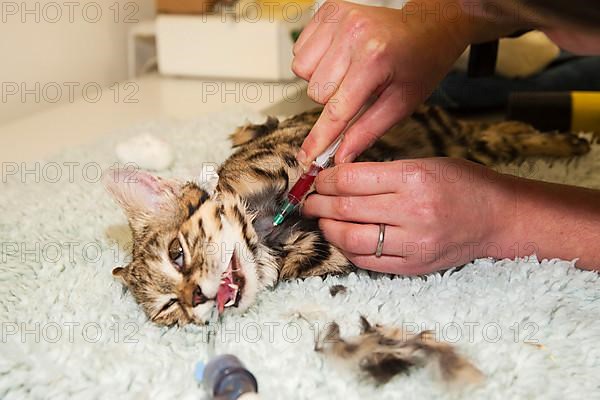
[196,163,219,196]
[112,266,130,283]
[112,266,126,276]
[103,168,182,229]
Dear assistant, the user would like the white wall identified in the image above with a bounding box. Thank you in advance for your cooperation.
[0,0,155,125]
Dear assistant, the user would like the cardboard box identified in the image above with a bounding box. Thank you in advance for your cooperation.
[156,14,309,81]
[156,0,216,14]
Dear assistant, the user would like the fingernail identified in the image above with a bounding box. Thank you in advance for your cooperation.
[296,149,308,168]
[341,153,357,164]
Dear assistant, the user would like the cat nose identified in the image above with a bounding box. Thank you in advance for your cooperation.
[191,286,209,307]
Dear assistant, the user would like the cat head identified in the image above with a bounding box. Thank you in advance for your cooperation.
[103,168,262,326]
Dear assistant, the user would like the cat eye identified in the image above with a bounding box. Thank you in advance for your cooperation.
[153,298,178,321]
[168,238,184,269]
[159,298,177,314]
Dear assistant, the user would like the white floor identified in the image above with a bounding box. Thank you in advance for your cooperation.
[0,74,316,163]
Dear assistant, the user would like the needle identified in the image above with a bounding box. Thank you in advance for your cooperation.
[273,102,371,227]
[273,136,343,226]
[206,308,219,359]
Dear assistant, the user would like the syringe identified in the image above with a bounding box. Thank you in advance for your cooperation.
[196,354,260,400]
[196,310,260,399]
[272,135,343,226]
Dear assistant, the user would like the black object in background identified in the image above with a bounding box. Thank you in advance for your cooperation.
[508,91,600,133]
[429,53,600,112]
[508,92,572,131]
[468,41,499,78]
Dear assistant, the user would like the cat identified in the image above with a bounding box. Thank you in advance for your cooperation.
[104,105,590,326]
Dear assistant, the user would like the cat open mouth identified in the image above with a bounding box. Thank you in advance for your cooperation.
[216,252,245,314]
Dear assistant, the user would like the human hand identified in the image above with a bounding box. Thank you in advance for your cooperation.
[292,0,474,167]
[302,158,505,274]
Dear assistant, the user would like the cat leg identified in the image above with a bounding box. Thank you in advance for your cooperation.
[358,105,478,162]
[466,121,590,165]
[278,229,354,280]
[229,108,322,147]
[361,105,591,165]
[229,116,280,146]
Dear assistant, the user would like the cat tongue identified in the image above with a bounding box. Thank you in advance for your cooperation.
[216,275,235,314]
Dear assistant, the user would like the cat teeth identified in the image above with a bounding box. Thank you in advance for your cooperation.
[224,298,236,307]
[225,287,239,308]
[218,280,238,290]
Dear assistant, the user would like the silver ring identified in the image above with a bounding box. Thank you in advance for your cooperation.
[375,223,386,258]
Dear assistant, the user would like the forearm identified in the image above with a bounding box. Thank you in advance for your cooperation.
[402,0,531,48]
[490,174,600,270]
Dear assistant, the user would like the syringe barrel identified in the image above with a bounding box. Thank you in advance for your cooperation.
[288,163,322,201]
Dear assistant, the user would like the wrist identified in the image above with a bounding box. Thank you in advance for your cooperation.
[478,170,521,259]
[478,171,600,269]
[481,171,546,261]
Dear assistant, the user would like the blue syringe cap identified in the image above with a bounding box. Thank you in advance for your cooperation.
[194,361,206,383]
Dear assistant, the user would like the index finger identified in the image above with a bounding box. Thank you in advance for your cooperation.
[293,0,343,55]
[314,162,399,196]
[298,62,384,166]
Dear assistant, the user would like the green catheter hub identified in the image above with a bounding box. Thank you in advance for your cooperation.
[272,135,344,226]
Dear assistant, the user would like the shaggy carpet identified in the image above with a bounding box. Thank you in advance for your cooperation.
[1,110,599,399]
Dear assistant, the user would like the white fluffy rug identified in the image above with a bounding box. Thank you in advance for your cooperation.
[1,110,600,399]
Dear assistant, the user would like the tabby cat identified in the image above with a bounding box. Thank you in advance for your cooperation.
[104,106,589,326]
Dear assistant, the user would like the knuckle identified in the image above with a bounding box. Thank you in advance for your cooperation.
[333,164,359,190]
[307,81,327,104]
[331,165,350,191]
[306,88,319,103]
[363,38,389,63]
[344,165,360,186]
[321,82,339,103]
[345,10,370,38]
[342,227,363,251]
[291,59,310,80]
[328,89,346,108]
[323,101,348,124]
[334,196,354,219]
